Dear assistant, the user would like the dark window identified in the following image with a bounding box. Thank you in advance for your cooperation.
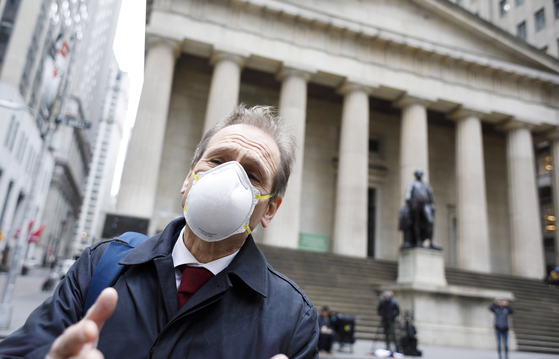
[555,0,559,19]
[0,181,13,227]
[0,0,21,62]
[369,138,380,153]
[517,21,527,40]
[535,8,546,31]
[500,0,509,16]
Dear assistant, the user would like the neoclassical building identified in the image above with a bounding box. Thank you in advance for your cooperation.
[116,0,559,279]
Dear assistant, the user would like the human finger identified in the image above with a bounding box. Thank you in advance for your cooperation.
[83,287,118,330]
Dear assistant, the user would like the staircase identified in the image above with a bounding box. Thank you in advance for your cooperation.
[259,244,559,354]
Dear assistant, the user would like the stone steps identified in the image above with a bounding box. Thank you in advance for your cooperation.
[260,244,559,354]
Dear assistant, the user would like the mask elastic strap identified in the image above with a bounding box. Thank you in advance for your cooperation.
[243,225,251,235]
[255,194,273,200]
[192,171,200,181]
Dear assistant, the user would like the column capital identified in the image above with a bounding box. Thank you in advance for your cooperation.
[146,34,182,59]
[447,107,486,121]
[337,78,375,95]
[498,119,536,132]
[276,62,315,82]
[210,46,250,67]
[393,94,433,109]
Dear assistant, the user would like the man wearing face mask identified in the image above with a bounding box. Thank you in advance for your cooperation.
[0,105,319,359]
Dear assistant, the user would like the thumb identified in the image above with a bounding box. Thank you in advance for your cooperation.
[83,287,118,330]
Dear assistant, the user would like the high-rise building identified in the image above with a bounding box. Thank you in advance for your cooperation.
[39,0,124,264]
[449,0,559,57]
[0,0,80,268]
[0,0,125,267]
[72,65,129,257]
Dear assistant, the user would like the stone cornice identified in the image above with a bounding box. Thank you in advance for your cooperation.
[232,0,559,83]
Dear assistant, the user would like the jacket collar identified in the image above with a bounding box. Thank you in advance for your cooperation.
[120,217,268,298]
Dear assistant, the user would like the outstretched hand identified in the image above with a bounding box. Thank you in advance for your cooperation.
[46,288,118,359]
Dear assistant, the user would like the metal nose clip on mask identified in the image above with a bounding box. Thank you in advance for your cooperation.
[183,161,273,242]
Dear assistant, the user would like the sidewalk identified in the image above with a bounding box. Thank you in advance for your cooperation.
[0,267,53,338]
[321,340,559,359]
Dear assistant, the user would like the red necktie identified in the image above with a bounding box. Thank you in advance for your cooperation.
[177,265,214,309]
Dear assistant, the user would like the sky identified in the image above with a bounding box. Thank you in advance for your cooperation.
[110,0,146,197]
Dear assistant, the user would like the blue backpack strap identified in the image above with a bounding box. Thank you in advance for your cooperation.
[82,232,149,316]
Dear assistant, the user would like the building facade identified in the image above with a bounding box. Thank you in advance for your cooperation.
[0,0,126,267]
[117,0,559,279]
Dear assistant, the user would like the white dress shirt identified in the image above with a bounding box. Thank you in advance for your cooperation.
[171,226,239,289]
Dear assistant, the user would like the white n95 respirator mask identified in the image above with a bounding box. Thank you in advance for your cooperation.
[183,161,273,242]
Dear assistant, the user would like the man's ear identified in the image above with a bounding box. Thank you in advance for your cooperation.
[261,197,282,228]
[180,169,193,194]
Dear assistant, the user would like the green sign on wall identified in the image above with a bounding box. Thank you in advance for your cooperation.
[298,232,329,252]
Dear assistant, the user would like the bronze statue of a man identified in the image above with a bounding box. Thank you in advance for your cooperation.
[399,169,441,250]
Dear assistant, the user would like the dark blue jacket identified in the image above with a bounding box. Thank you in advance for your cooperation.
[0,218,319,358]
[489,303,514,330]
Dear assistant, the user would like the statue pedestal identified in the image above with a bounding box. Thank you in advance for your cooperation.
[388,248,517,350]
[397,247,447,287]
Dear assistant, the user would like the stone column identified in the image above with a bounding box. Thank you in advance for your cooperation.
[203,49,248,134]
[116,36,181,220]
[263,65,313,248]
[333,81,371,257]
[449,109,491,273]
[503,120,545,279]
[394,96,430,203]
[547,130,559,268]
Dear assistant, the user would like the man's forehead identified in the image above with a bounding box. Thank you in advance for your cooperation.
[206,124,280,160]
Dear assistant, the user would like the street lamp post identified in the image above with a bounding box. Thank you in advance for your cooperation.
[0,101,51,329]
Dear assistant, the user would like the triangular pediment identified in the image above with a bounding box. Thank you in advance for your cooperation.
[277,0,559,75]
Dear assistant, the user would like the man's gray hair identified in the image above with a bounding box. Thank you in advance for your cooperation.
[191,104,296,198]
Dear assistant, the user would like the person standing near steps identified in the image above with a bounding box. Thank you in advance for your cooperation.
[489,298,514,359]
